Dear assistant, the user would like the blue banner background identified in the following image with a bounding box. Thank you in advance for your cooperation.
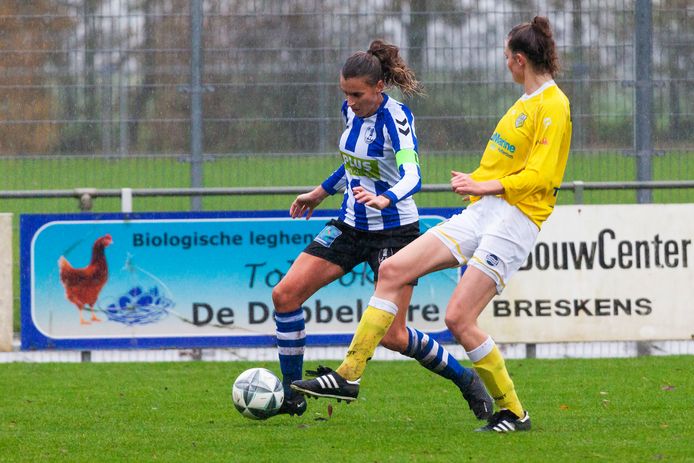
[21,209,461,350]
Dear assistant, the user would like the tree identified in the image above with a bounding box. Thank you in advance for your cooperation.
[0,2,73,155]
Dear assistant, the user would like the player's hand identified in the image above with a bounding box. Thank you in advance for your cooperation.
[352,186,392,210]
[450,170,478,198]
[290,187,328,219]
[451,171,505,198]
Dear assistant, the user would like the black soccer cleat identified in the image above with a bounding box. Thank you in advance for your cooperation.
[275,393,308,417]
[461,370,494,420]
[475,409,531,433]
[290,365,359,402]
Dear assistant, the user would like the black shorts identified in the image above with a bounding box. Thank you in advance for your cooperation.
[303,219,420,284]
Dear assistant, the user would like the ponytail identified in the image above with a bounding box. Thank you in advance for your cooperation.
[342,39,424,97]
[507,16,560,76]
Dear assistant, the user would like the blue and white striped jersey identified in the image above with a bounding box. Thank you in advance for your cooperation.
[321,94,421,231]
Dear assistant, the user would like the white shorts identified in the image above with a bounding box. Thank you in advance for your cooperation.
[427,196,539,294]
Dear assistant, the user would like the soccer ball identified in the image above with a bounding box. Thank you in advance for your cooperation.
[232,368,284,420]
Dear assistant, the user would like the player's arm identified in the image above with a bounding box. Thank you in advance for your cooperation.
[451,170,504,198]
[318,102,350,197]
[386,148,422,202]
[321,164,347,195]
[290,164,345,219]
[499,102,569,204]
[353,149,421,210]
[354,108,421,210]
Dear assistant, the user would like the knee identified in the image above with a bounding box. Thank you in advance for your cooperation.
[377,259,407,289]
[271,282,298,313]
[445,312,476,342]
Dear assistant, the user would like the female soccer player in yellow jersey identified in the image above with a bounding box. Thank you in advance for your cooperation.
[292,16,572,433]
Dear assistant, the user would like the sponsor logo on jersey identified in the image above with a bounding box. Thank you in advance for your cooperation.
[515,113,527,128]
[543,117,552,128]
[490,132,516,158]
[485,253,500,266]
[341,151,381,178]
[364,125,376,144]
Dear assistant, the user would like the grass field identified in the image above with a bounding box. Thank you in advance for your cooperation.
[1,356,692,462]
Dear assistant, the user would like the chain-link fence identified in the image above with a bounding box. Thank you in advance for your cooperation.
[0,0,692,213]
[1,1,693,352]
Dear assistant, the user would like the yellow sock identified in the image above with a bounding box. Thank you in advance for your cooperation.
[473,345,524,417]
[336,306,395,381]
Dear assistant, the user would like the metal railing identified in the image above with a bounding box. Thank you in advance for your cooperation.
[2,180,694,212]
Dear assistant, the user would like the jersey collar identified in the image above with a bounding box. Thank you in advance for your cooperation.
[356,93,389,120]
[520,79,556,101]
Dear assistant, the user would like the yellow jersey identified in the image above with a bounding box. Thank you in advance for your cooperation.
[471,80,572,228]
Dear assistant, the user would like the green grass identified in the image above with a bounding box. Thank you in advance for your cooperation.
[0,357,692,462]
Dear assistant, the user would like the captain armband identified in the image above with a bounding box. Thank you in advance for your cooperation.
[395,149,420,168]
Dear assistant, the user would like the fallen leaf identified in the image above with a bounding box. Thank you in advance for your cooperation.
[659,423,669,429]
[601,399,610,408]
[661,385,675,391]
[327,403,333,418]
[559,404,570,410]
[599,391,608,396]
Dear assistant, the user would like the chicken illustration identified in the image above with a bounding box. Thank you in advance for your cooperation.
[58,234,113,325]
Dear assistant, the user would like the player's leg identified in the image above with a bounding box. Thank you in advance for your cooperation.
[446,198,539,431]
[444,266,530,431]
[378,288,410,352]
[336,233,457,381]
[380,269,492,420]
[272,252,344,414]
[291,233,458,401]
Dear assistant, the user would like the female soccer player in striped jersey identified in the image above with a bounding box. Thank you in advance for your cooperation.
[293,17,572,433]
[273,39,492,419]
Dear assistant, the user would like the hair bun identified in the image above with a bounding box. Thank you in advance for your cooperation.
[531,16,552,38]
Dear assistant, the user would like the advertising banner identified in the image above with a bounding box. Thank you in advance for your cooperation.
[481,204,694,342]
[0,213,12,352]
[21,210,458,350]
[21,204,693,350]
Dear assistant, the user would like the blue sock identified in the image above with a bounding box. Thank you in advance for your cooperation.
[403,326,474,391]
[275,308,306,398]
